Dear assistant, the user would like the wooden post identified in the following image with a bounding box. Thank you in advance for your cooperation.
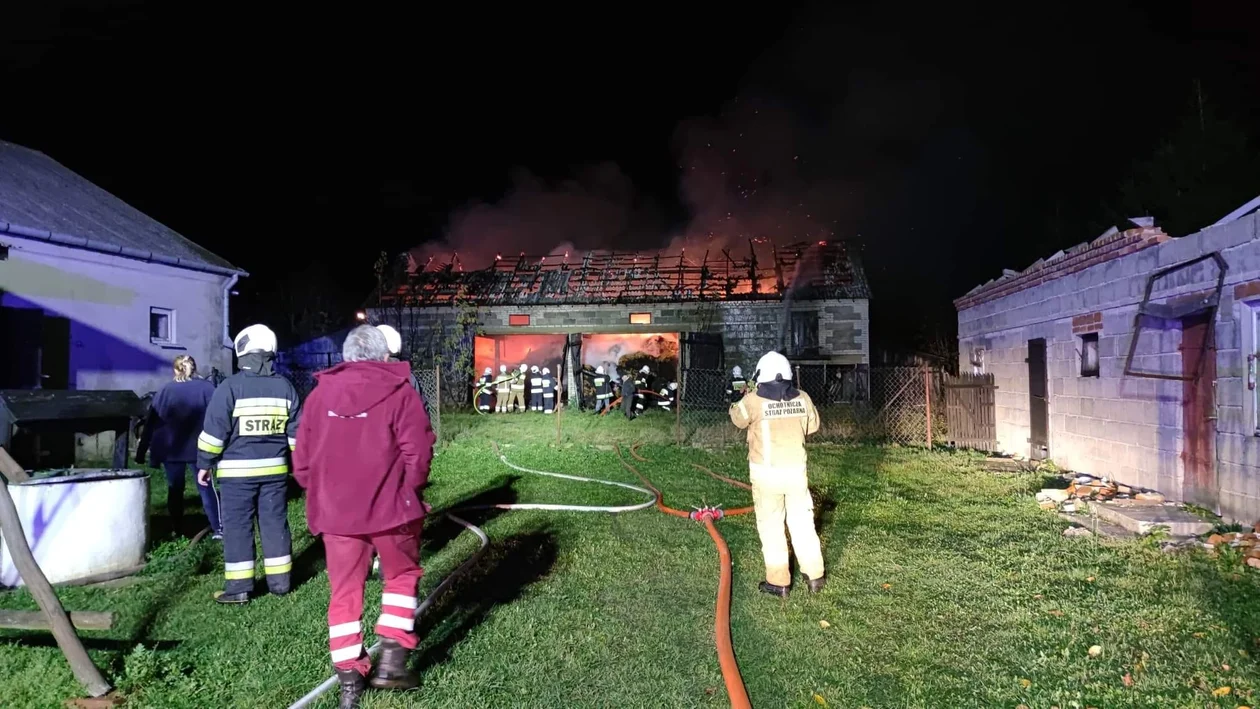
[556,387,562,446]
[0,480,111,697]
[675,376,683,447]
[924,366,933,449]
[0,610,114,631]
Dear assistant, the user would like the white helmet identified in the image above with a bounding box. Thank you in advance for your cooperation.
[484,367,492,375]
[520,363,528,371]
[500,365,507,373]
[732,366,742,377]
[640,365,650,374]
[542,367,550,375]
[234,324,277,355]
[596,366,605,374]
[376,324,402,355]
[755,352,792,383]
[531,365,539,373]
[669,382,677,390]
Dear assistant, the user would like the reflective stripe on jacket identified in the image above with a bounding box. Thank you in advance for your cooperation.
[729,390,819,473]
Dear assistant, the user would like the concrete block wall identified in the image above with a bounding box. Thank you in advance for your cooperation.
[374,298,869,373]
[957,211,1260,522]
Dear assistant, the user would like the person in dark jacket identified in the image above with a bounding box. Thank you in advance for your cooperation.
[293,325,436,707]
[137,355,221,539]
[620,373,637,420]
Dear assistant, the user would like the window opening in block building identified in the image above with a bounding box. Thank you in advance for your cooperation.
[970,347,985,375]
[150,307,176,344]
[789,311,820,357]
[508,314,530,326]
[1079,332,1099,377]
[629,312,652,325]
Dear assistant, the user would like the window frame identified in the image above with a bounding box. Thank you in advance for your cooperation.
[150,307,176,345]
[629,312,652,325]
[508,313,531,326]
[1079,332,1099,378]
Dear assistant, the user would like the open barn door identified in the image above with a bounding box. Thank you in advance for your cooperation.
[562,333,582,409]
[680,333,725,412]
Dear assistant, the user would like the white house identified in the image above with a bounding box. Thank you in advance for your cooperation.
[956,199,1260,523]
[0,140,246,395]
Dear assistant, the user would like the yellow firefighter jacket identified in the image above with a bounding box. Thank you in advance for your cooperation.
[729,386,820,474]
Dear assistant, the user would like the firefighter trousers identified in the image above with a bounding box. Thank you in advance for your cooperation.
[476,391,492,411]
[750,467,825,587]
[220,477,292,596]
[509,389,525,412]
[496,390,509,412]
[324,520,424,676]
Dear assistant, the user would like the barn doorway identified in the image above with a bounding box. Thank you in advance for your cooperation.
[1180,311,1218,509]
[473,334,566,378]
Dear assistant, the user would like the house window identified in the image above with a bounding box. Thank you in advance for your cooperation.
[1080,333,1099,377]
[629,312,652,325]
[789,311,820,356]
[150,307,175,344]
[970,347,986,375]
[508,314,530,326]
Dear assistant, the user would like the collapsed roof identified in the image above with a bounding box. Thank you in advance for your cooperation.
[382,241,871,306]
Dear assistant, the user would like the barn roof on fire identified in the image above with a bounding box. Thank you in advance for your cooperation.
[0,140,241,274]
[383,241,870,306]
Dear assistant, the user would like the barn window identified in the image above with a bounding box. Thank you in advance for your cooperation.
[150,307,176,344]
[508,314,531,326]
[789,311,820,356]
[1079,333,1099,377]
[629,312,652,325]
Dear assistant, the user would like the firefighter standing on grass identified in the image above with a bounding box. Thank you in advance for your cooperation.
[474,367,494,412]
[197,324,301,604]
[588,366,612,413]
[509,363,528,412]
[729,351,826,598]
[495,365,511,412]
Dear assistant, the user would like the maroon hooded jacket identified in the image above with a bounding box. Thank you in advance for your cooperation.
[293,360,435,536]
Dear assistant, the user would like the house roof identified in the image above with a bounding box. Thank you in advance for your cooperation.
[384,241,870,306]
[0,141,242,275]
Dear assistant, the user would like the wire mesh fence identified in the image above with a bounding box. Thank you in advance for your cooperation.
[276,351,442,445]
[676,365,943,448]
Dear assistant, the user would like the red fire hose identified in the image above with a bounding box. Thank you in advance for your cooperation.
[614,444,754,709]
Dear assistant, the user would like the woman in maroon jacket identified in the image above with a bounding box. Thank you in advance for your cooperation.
[293,325,436,708]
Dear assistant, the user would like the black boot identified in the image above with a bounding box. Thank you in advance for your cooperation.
[758,581,789,598]
[336,669,367,709]
[370,639,418,690]
[213,590,250,605]
[806,575,826,594]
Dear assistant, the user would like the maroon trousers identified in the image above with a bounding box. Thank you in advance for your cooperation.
[324,521,424,676]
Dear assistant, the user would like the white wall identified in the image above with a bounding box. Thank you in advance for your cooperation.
[0,237,234,395]
[957,212,1260,522]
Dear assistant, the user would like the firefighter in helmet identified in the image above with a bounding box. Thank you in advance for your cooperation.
[509,363,528,412]
[474,367,494,412]
[198,324,301,604]
[729,351,825,598]
[495,364,511,412]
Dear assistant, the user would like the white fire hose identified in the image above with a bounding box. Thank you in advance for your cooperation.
[287,446,654,708]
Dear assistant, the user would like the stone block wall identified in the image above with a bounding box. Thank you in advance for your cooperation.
[371,297,869,374]
[957,211,1260,522]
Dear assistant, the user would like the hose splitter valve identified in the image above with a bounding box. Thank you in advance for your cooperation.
[690,505,725,522]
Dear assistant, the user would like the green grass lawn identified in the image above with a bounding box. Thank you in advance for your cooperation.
[2,412,1258,708]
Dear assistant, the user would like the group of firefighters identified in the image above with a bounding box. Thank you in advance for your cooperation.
[144,319,824,707]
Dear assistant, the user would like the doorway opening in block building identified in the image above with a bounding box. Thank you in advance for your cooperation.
[474,335,566,379]
[1180,311,1218,510]
[579,333,679,408]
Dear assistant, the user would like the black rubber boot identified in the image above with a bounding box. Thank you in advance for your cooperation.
[336,669,367,709]
[806,575,826,594]
[370,639,419,690]
[213,590,250,605]
[758,581,789,598]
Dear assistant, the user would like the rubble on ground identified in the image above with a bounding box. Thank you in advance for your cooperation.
[1203,530,1260,568]
[1036,472,1172,514]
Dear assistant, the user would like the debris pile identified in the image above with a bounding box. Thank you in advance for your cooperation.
[1204,527,1260,569]
[1036,474,1167,514]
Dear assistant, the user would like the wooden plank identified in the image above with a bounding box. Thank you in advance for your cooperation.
[0,610,114,631]
[0,480,112,696]
[0,446,29,482]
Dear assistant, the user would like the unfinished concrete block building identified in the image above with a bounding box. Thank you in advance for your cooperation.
[956,200,1260,523]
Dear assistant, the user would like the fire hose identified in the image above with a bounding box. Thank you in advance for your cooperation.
[614,443,754,709]
[600,388,669,415]
[288,444,655,708]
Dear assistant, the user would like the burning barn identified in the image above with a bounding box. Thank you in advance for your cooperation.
[369,241,870,408]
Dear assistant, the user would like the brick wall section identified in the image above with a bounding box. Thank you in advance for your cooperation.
[372,298,870,375]
[1071,312,1103,334]
[957,211,1260,523]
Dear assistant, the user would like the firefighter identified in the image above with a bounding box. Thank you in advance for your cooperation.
[475,367,494,413]
[633,365,651,414]
[656,381,677,412]
[197,324,301,604]
[509,363,527,412]
[529,365,543,412]
[590,366,612,414]
[495,365,511,412]
[728,351,825,598]
[727,365,747,404]
[620,372,637,420]
[541,367,556,414]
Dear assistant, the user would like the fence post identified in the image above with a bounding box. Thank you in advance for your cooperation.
[556,388,563,446]
[675,377,683,447]
[434,365,442,444]
[923,366,932,449]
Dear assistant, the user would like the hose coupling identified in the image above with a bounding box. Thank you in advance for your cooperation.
[691,507,724,522]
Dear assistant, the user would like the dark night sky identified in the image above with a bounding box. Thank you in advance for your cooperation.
[2,2,1258,350]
